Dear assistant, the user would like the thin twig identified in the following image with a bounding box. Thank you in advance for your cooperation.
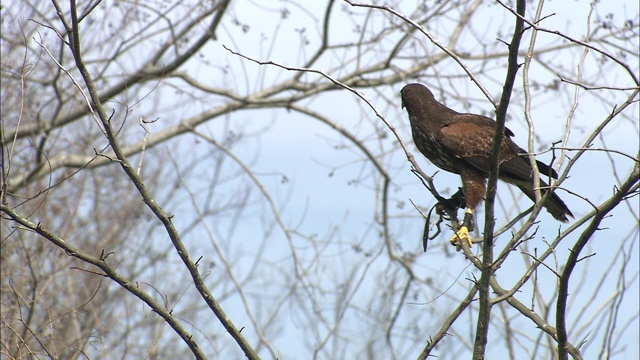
[556,163,639,360]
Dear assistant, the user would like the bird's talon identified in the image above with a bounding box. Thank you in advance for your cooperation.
[449,225,472,251]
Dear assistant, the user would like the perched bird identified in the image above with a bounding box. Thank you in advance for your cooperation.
[400,83,573,248]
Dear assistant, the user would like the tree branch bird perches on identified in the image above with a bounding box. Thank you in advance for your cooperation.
[401,83,573,249]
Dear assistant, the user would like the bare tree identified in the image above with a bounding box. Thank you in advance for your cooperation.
[2,1,638,359]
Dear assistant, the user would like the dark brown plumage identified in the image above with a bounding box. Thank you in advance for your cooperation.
[401,83,573,227]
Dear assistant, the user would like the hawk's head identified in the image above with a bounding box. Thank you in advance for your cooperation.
[400,83,437,117]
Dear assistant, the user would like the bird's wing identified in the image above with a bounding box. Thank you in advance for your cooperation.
[439,121,535,182]
[439,121,495,171]
[453,114,559,178]
[455,113,516,137]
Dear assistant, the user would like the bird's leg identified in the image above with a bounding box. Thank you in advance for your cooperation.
[450,208,474,251]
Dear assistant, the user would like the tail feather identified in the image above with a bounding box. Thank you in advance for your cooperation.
[513,179,573,222]
[535,160,559,179]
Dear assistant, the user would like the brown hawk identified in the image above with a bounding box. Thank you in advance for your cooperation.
[400,83,573,248]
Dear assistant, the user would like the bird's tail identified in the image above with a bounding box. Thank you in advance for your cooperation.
[514,179,573,222]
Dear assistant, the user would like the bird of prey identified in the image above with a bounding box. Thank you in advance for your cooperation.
[400,83,573,249]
